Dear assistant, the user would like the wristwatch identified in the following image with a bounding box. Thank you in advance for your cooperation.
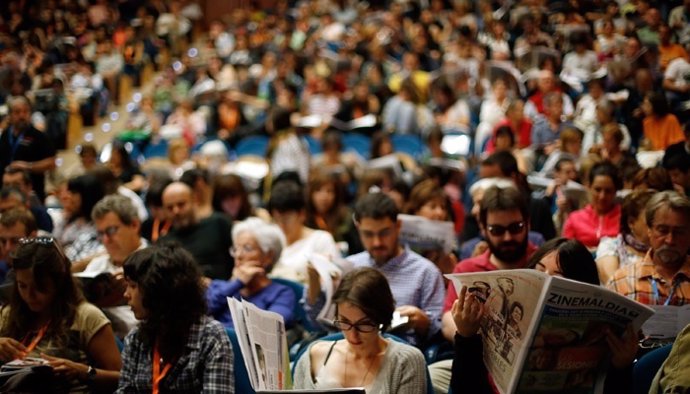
[85,365,97,382]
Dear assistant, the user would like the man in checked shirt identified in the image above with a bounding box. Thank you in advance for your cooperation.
[607,191,690,306]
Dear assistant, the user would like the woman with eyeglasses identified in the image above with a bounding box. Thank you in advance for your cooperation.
[205,217,296,328]
[117,243,234,393]
[562,161,622,249]
[293,267,427,392]
[0,237,122,392]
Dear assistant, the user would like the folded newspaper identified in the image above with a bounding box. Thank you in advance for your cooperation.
[446,269,654,394]
[398,214,456,254]
[228,298,365,394]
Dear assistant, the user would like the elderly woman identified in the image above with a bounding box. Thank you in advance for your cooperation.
[205,217,296,329]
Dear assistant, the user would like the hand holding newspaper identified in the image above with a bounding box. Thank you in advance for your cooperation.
[446,269,654,394]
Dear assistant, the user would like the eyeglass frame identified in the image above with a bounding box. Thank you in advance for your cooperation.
[486,221,526,237]
[96,225,121,241]
[332,319,380,333]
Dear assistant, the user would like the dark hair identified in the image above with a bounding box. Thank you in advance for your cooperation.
[631,167,674,191]
[2,238,83,347]
[370,131,392,159]
[354,192,399,223]
[333,267,395,330]
[479,186,529,228]
[662,151,690,173]
[482,151,530,192]
[267,106,292,133]
[268,180,305,213]
[494,125,515,147]
[321,129,343,151]
[110,140,137,172]
[0,207,37,235]
[646,92,670,116]
[588,161,622,190]
[554,157,575,173]
[78,143,98,158]
[67,174,106,221]
[180,168,211,188]
[212,174,252,220]
[2,167,31,186]
[145,178,173,208]
[620,190,656,236]
[527,238,599,285]
[405,179,448,217]
[306,170,347,230]
[123,243,206,361]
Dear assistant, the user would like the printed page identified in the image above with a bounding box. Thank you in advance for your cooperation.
[446,269,549,394]
[641,304,690,339]
[398,214,456,254]
[227,297,260,390]
[309,253,339,324]
[515,277,654,394]
[243,301,291,391]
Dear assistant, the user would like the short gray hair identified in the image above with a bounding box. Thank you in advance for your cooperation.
[91,194,139,225]
[232,217,285,265]
[645,191,690,228]
[7,95,30,112]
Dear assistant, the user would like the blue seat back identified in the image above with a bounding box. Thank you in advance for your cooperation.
[143,139,169,159]
[271,278,316,333]
[303,135,323,156]
[226,328,256,394]
[342,133,371,159]
[235,135,269,157]
[391,134,425,159]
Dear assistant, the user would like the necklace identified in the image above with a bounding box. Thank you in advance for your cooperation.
[344,347,378,387]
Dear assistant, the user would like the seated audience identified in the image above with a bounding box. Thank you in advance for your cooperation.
[607,191,690,305]
[0,237,121,392]
[117,243,234,392]
[205,217,295,329]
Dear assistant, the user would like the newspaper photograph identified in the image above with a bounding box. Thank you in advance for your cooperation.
[446,270,549,394]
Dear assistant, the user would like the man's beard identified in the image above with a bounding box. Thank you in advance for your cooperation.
[488,236,529,264]
[654,246,685,267]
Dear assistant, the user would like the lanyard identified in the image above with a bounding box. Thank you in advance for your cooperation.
[7,128,24,161]
[20,323,49,355]
[151,219,171,242]
[651,277,679,306]
[152,345,173,394]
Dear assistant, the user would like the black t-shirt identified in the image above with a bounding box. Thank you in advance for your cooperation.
[158,212,234,280]
[0,125,56,201]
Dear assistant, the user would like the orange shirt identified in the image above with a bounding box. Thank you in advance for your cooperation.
[659,44,689,70]
[643,114,685,150]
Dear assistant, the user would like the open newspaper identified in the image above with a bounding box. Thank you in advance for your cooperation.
[228,298,365,394]
[398,214,456,254]
[446,269,654,394]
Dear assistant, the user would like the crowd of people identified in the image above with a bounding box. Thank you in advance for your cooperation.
[1,0,690,392]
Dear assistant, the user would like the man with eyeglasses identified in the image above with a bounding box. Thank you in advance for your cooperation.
[430,185,537,394]
[607,191,690,306]
[0,207,37,284]
[75,195,147,338]
[347,192,445,347]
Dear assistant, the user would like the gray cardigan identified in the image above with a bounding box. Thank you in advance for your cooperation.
[293,339,427,393]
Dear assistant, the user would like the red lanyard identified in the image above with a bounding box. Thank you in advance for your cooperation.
[20,323,49,356]
[152,345,172,394]
[152,219,171,242]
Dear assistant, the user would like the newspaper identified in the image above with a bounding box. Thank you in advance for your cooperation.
[446,269,654,394]
[228,297,366,393]
[398,214,456,254]
[641,304,690,339]
[308,253,339,324]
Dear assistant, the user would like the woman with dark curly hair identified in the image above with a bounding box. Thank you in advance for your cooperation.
[116,243,234,393]
[0,237,121,392]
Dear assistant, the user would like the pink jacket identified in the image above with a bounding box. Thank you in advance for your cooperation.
[563,204,621,249]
